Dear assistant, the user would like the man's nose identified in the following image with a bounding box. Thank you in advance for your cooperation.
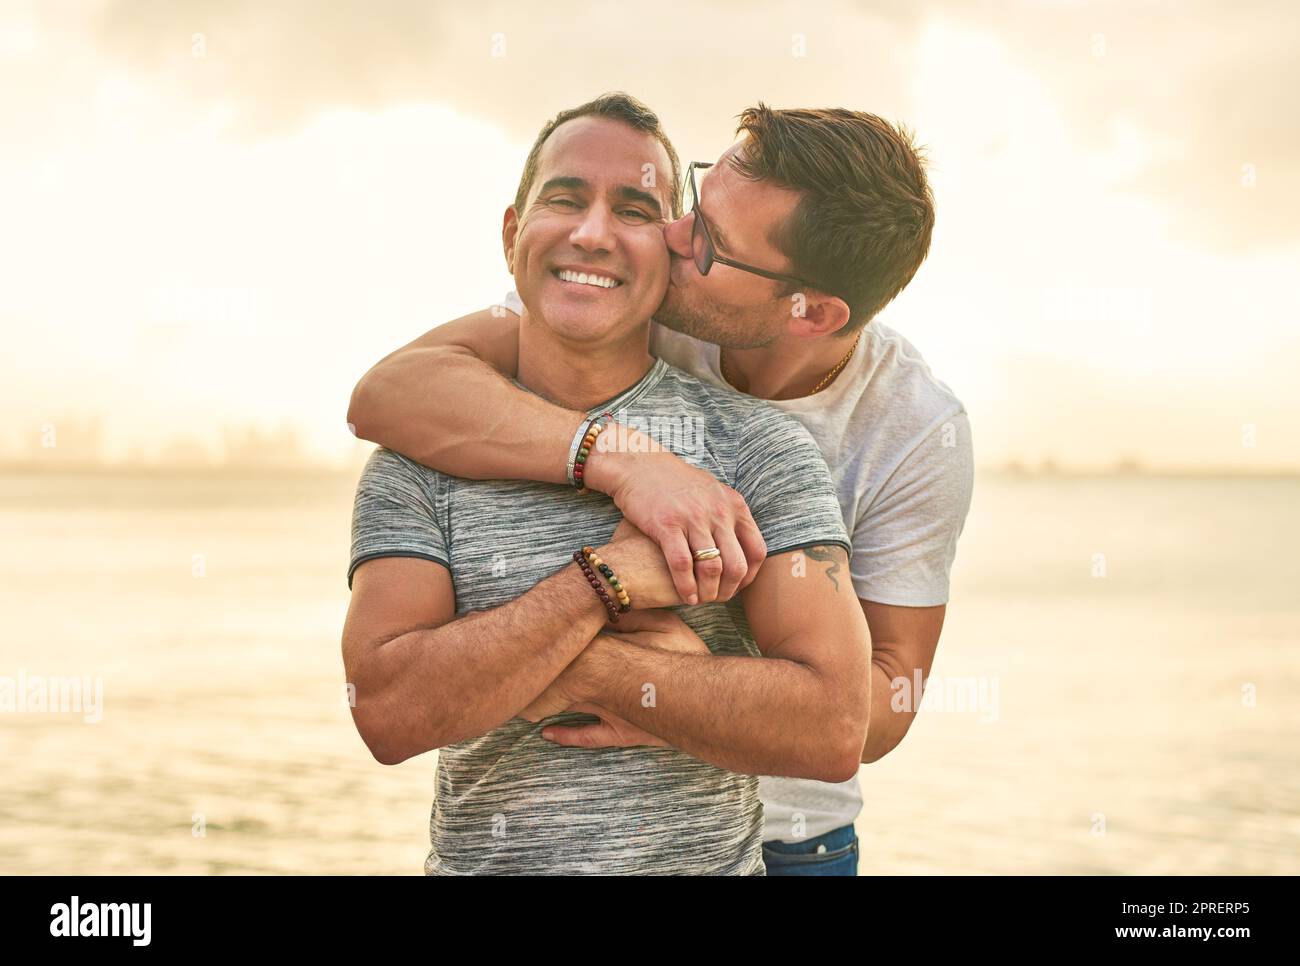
[570,205,616,253]
[663,213,694,259]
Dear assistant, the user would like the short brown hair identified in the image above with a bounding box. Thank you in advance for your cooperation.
[513,92,682,220]
[732,105,935,333]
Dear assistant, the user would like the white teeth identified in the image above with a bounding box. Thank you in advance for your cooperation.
[557,269,620,288]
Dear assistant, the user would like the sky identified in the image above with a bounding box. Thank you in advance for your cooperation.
[1,0,1297,471]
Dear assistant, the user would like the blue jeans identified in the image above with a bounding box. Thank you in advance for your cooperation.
[762,823,858,876]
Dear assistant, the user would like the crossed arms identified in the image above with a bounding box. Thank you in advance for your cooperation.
[343,534,871,781]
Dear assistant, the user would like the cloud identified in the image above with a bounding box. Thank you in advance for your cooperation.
[85,0,1300,252]
[87,0,920,150]
[929,0,1300,253]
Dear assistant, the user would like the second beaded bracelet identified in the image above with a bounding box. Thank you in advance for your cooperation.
[574,549,620,622]
[582,545,632,613]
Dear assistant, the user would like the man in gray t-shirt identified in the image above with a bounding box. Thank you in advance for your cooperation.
[350,359,852,874]
[341,96,872,874]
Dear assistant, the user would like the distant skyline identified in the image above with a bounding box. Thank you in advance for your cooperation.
[2,1,1297,472]
[2,416,1292,479]
[0,417,370,473]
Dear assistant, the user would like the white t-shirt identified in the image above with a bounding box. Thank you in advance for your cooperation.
[499,291,975,841]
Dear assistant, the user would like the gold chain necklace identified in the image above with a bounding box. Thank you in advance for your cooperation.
[721,331,862,396]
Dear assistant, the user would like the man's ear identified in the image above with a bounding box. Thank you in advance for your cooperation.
[794,292,852,338]
[502,206,520,273]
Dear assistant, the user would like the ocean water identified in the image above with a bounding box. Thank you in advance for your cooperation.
[1,471,1296,874]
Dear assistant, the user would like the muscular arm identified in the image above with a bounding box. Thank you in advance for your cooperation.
[572,545,872,782]
[543,595,945,764]
[860,599,945,763]
[347,308,583,483]
[342,554,609,765]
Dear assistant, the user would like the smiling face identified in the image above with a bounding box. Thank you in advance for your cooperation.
[504,116,671,345]
[658,141,806,348]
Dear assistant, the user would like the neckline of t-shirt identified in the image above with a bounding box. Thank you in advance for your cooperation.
[586,356,669,415]
[510,357,669,417]
[704,332,869,413]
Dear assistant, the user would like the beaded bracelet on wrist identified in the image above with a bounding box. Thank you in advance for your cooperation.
[574,550,620,622]
[572,422,601,493]
[571,411,614,494]
[582,545,632,613]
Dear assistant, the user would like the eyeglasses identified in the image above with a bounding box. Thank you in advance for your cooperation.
[685,161,823,292]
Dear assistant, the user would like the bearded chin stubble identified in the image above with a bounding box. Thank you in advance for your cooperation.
[655,273,782,350]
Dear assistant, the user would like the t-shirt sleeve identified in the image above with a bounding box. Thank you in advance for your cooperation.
[851,411,974,606]
[348,447,449,589]
[733,406,851,557]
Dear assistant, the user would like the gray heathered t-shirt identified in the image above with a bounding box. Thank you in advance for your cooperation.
[348,357,850,875]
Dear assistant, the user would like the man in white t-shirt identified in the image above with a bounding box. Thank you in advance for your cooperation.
[348,101,973,875]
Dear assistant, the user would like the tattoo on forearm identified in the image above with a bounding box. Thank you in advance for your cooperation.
[804,545,842,592]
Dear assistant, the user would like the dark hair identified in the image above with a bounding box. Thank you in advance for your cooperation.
[513,92,682,219]
[732,105,935,333]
